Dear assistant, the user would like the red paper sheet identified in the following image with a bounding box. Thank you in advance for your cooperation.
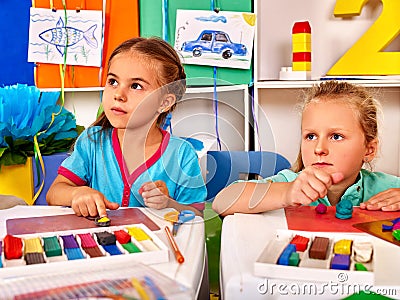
[6,208,160,235]
[285,206,400,232]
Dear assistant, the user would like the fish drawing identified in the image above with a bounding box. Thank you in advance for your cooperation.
[39,17,98,56]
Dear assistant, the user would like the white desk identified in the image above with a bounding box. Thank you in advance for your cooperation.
[0,205,207,299]
[220,210,400,299]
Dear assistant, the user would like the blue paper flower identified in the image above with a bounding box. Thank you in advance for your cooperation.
[0,84,80,166]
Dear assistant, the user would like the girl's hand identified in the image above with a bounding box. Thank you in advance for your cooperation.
[140,180,171,210]
[285,167,344,206]
[70,186,119,217]
[360,188,400,211]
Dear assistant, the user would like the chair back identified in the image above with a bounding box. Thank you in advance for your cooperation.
[206,151,291,201]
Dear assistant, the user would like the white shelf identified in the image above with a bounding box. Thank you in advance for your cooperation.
[39,87,104,92]
[40,84,250,93]
[255,80,400,89]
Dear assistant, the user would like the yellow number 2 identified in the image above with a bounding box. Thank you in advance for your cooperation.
[327,0,400,75]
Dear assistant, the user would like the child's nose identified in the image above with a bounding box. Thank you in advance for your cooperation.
[113,92,126,102]
[314,139,328,155]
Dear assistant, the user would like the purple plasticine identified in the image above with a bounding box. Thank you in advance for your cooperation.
[61,234,79,249]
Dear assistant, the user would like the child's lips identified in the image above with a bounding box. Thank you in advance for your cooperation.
[111,107,127,115]
[312,162,332,168]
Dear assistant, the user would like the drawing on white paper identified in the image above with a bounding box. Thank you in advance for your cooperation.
[28,7,103,67]
[175,10,256,69]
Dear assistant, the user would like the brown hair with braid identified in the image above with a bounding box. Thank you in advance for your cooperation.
[92,36,186,129]
[292,80,380,172]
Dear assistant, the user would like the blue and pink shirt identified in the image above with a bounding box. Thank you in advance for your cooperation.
[59,126,206,208]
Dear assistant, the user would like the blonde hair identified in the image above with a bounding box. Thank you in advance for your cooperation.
[292,80,380,172]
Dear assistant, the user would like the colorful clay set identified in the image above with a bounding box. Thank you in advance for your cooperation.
[0,224,168,279]
[254,230,375,284]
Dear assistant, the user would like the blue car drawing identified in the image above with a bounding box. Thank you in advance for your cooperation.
[181,30,247,59]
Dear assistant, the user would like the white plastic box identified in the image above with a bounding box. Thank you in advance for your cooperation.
[254,230,375,285]
[0,223,169,280]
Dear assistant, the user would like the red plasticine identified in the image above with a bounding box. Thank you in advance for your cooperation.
[114,230,131,244]
[4,234,23,259]
[290,235,310,252]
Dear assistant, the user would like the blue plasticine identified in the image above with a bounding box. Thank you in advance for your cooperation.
[64,248,85,260]
[382,224,393,231]
[331,254,350,270]
[278,244,296,266]
[335,199,353,220]
[391,218,400,225]
[102,244,123,256]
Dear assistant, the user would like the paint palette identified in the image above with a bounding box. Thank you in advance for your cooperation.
[0,223,169,279]
[254,230,375,285]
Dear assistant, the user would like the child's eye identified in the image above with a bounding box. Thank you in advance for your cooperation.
[131,83,142,90]
[306,133,316,140]
[332,133,343,141]
[107,78,118,86]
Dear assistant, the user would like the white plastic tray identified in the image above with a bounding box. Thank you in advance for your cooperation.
[254,230,374,285]
[0,223,169,280]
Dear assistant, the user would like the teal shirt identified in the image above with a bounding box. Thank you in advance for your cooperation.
[255,169,400,206]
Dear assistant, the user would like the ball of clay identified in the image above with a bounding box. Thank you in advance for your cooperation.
[335,199,353,220]
[315,203,327,214]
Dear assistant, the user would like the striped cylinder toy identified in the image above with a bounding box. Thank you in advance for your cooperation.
[292,21,311,72]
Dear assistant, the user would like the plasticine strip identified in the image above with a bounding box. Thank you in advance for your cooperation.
[77,233,98,248]
[113,230,131,244]
[127,227,159,251]
[102,244,123,256]
[127,227,151,241]
[83,246,104,258]
[121,242,141,253]
[43,236,62,257]
[95,232,116,246]
[64,248,85,260]
[61,234,79,249]
[24,237,44,254]
[309,237,330,260]
[25,252,46,265]
[4,234,23,259]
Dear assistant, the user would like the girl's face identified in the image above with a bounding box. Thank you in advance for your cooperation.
[102,52,162,130]
[301,98,376,184]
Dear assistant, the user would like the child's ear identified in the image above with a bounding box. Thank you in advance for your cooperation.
[158,94,176,113]
[364,138,378,162]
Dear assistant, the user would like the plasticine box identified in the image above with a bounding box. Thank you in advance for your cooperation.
[0,223,169,279]
[254,230,375,285]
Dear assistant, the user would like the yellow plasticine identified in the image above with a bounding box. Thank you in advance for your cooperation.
[24,237,44,254]
[127,227,150,241]
[292,61,311,71]
[292,33,311,44]
[97,217,110,223]
[333,239,352,255]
